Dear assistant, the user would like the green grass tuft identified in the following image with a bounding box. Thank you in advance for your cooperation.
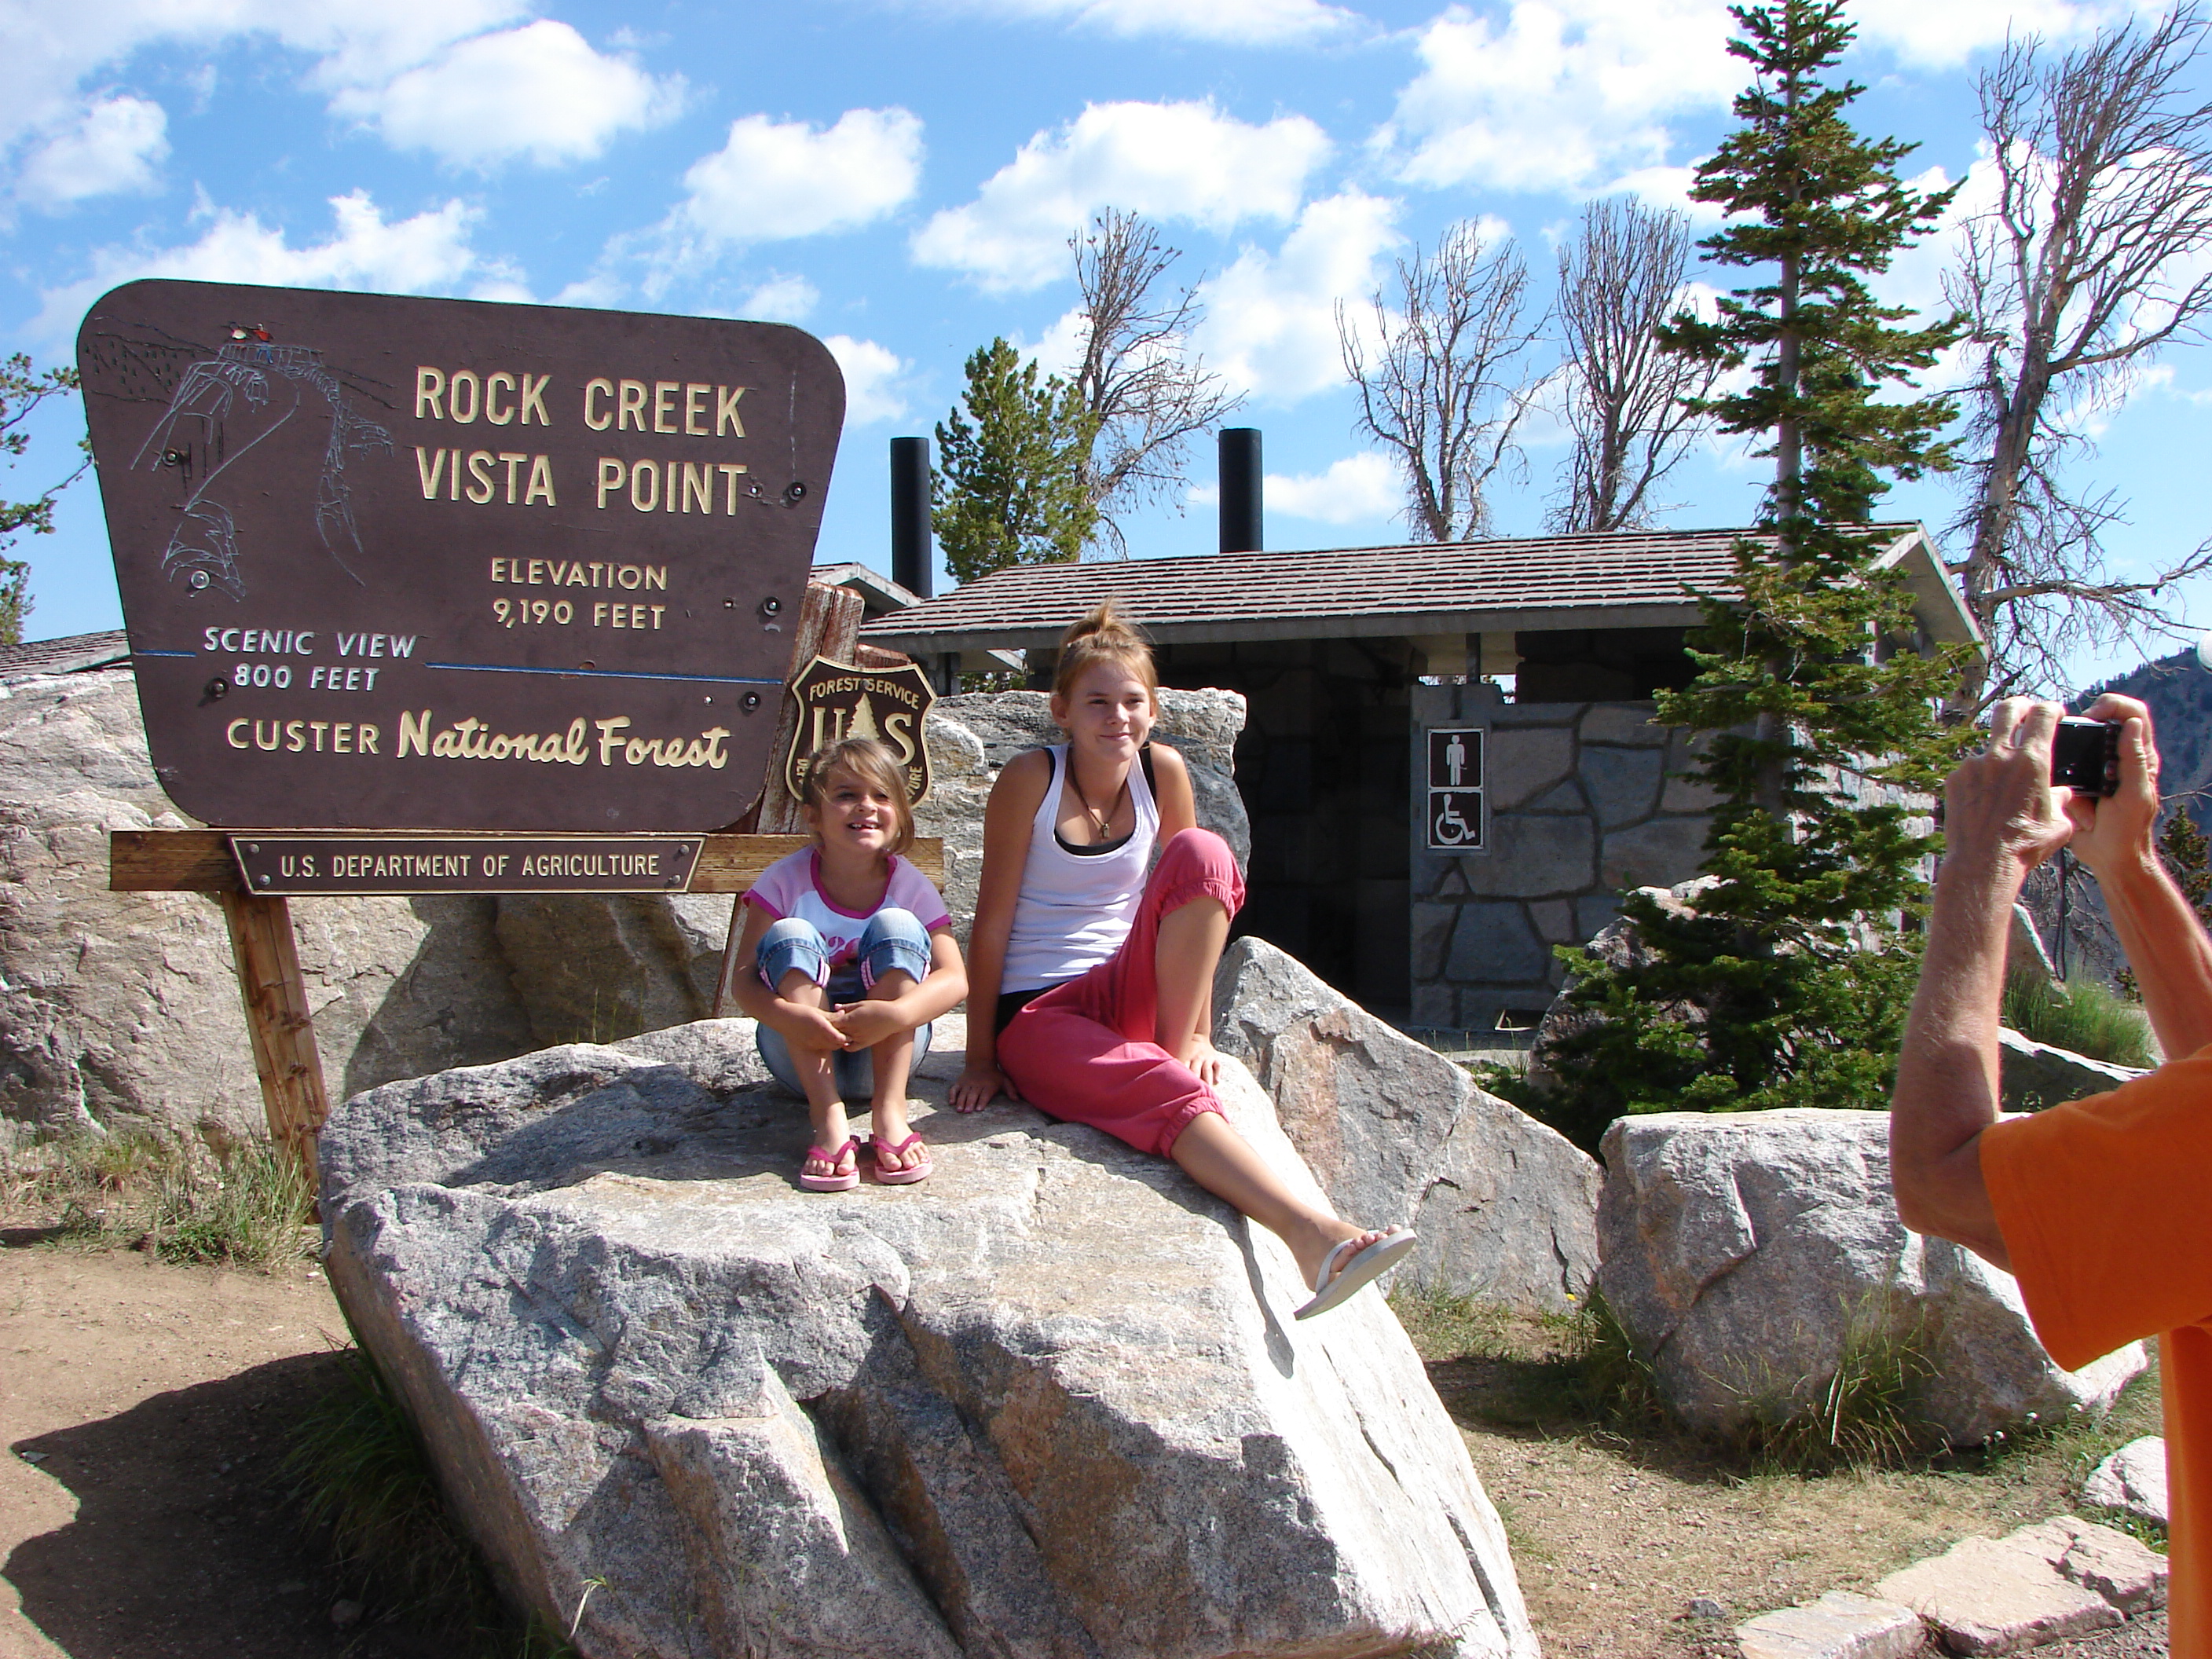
[147,1138,317,1266]
[1728,1300,1943,1474]
[2003,974,2155,1069]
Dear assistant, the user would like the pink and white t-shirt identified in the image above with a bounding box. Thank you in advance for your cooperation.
[745,850,951,970]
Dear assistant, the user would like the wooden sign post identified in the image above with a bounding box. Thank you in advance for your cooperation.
[82,280,926,1175]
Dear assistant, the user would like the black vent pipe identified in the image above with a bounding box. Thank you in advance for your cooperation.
[1218,427,1262,554]
[889,436,933,598]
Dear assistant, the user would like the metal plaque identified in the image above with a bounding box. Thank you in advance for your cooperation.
[232,835,701,895]
[1425,726,1485,851]
[782,656,936,805]
[79,279,844,830]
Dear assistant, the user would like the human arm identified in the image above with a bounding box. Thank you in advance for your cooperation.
[950,750,1050,1110]
[2064,694,2212,1060]
[833,930,968,1047]
[1151,741,1198,840]
[1891,698,2079,1266]
[723,900,851,1053]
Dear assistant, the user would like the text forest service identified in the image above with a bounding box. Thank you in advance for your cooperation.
[79,278,844,832]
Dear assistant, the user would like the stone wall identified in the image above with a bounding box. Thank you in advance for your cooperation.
[1410,682,1717,1031]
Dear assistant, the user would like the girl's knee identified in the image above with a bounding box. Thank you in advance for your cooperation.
[757,917,830,991]
[859,908,932,989]
[1159,827,1236,881]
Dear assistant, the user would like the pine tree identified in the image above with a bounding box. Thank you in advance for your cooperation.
[0,354,86,647]
[932,339,1098,586]
[1533,0,1976,1146]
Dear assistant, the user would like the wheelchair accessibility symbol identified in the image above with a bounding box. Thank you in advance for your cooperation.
[1424,726,1487,851]
[1429,788,1485,850]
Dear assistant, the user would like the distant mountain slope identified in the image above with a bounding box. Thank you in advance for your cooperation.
[2078,648,2212,827]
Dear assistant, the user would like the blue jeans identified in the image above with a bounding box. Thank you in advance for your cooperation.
[754,909,934,1101]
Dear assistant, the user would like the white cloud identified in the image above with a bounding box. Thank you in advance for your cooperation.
[950,0,1357,43]
[1849,0,2115,68]
[912,101,1331,292]
[16,94,169,207]
[826,335,913,427]
[1191,190,1401,402]
[738,274,820,322]
[1188,451,1401,524]
[31,188,493,341]
[331,20,682,168]
[1382,0,1740,196]
[0,0,527,158]
[670,108,923,250]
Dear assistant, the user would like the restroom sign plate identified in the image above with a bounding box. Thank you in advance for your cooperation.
[1426,727,1485,851]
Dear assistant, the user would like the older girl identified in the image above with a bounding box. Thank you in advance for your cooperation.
[950,603,1412,1318]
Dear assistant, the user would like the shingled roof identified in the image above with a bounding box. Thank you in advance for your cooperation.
[0,628,131,682]
[857,524,1980,656]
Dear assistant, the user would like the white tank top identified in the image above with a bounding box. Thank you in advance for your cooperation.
[1002,744,1159,993]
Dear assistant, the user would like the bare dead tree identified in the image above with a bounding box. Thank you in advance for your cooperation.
[1337,221,1544,544]
[1546,199,1718,534]
[1948,2,2212,688]
[1068,210,1242,555]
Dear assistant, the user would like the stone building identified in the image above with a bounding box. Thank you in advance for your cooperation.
[859,524,1979,1027]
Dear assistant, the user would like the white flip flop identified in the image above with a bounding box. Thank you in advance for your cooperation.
[1293,1226,1417,1321]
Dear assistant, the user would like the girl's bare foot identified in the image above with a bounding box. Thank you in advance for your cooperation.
[1288,1219,1388,1291]
[873,1102,924,1174]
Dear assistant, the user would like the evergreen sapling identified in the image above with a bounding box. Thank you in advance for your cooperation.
[1531,0,1978,1146]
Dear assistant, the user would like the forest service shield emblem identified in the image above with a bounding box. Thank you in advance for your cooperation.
[782,656,935,805]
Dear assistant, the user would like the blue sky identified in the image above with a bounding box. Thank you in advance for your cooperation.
[1,0,2204,691]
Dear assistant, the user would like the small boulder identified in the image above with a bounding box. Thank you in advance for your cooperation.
[1873,1516,2161,1653]
[320,1020,1537,1658]
[1214,937,1599,1310]
[1598,1110,2145,1445]
[1734,1589,1922,1659]
[1998,1029,2146,1115]
[2083,1437,2169,1528]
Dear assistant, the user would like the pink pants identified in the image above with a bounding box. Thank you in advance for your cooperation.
[998,829,1247,1158]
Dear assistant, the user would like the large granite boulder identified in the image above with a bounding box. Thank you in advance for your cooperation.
[320,1021,1536,1659]
[0,664,533,1141]
[1214,937,1599,1310]
[1598,1109,2146,1445]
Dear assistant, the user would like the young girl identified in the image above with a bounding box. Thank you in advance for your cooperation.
[950,604,1414,1319]
[728,736,967,1190]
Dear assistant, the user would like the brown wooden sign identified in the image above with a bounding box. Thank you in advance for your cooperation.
[783,656,936,804]
[230,834,703,895]
[79,279,843,831]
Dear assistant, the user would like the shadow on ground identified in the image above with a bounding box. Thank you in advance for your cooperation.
[9,1350,445,1659]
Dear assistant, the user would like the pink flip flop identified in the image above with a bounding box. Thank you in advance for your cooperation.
[870,1131,933,1185]
[799,1137,860,1192]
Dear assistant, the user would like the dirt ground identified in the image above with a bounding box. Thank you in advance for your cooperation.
[1418,1314,2170,1657]
[1,1235,2170,1658]
[0,1243,455,1659]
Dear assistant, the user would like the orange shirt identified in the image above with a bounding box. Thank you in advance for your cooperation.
[1983,1049,2212,1658]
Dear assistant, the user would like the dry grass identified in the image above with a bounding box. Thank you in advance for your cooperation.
[1393,1287,2166,1656]
[1,1128,316,1267]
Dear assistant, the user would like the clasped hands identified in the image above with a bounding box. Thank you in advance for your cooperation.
[770,998,910,1054]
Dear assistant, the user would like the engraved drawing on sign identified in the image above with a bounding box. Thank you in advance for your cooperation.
[1426,727,1486,852]
[112,323,394,599]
